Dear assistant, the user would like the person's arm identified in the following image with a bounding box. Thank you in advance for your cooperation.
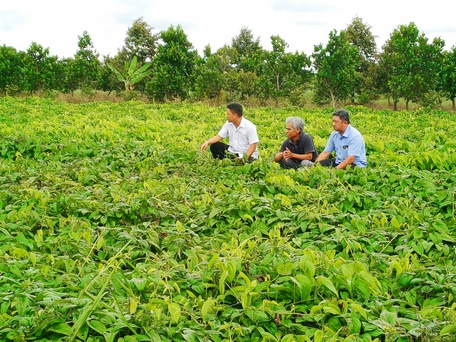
[274,151,284,162]
[314,151,331,164]
[335,155,356,170]
[284,147,313,161]
[245,143,257,159]
[201,135,223,153]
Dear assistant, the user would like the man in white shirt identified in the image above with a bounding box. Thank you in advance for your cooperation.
[200,103,259,163]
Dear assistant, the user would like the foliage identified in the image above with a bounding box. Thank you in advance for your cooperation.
[312,30,359,107]
[120,17,159,64]
[439,46,456,110]
[21,42,60,93]
[0,98,456,341]
[345,17,378,103]
[193,46,227,101]
[0,46,23,95]
[73,31,101,94]
[258,35,312,103]
[1,18,456,108]
[108,56,151,91]
[146,25,198,102]
[230,26,264,73]
[379,23,445,110]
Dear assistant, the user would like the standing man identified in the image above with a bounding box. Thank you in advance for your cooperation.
[200,103,259,163]
[314,109,367,169]
[274,117,317,169]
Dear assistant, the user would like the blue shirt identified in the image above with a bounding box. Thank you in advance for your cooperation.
[324,125,367,167]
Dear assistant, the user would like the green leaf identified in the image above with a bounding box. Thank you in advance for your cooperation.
[168,302,181,324]
[201,298,216,321]
[219,269,228,295]
[316,276,338,298]
[349,316,362,334]
[380,310,397,326]
[440,323,456,335]
[290,274,313,300]
[277,263,293,275]
[87,320,107,334]
[49,323,72,336]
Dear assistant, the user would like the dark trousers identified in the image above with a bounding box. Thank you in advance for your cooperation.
[210,142,255,163]
[317,159,357,169]
[279,159,301,170]
[318,159,338,167]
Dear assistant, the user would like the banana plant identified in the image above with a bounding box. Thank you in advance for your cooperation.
[107,56,151,91]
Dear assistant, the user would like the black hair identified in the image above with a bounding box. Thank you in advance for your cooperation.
[333,109,350,124]
[227,103,243,116]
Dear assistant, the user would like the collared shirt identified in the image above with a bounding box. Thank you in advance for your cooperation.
[218,117,259,159]
[324,124,367,167]
[279,132,318,162]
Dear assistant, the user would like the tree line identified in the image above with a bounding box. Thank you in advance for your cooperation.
[1,17,455,110]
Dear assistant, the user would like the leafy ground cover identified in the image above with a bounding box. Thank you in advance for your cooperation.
[0,97,455,341]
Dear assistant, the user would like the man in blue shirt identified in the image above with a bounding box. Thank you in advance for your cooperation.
[314,109,367,169]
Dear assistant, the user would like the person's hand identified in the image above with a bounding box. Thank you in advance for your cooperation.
[200,141,209,153]
[283,147,293,161]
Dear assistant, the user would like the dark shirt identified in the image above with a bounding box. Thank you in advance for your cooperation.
[279,132,318,162]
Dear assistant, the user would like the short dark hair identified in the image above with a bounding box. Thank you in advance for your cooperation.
[227,103,243,116]
[333,109,350,124]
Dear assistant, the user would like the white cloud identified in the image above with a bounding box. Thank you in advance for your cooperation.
[1,0,455,58]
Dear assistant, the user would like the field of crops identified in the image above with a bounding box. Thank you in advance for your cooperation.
[0,97,455,341]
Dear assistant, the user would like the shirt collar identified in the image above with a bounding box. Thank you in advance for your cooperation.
[229,117,245,129]
[337,124,351,138]
[289,132,304,143]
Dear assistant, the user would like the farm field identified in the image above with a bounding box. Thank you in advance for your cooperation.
[0,97,455,341]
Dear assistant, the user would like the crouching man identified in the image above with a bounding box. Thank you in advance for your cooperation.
[275,116,317,169]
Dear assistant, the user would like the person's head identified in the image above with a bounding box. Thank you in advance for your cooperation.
[285,116,304,140]
[227,103,243,116]
[226,103,243,123]
[332,109,350,133]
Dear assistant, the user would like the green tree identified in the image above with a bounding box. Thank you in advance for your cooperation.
[193,45,227,100]
[258,35,312,103]
[345,16,378,103]
[98,55,123,94]
[73,31,101,93]
[146,25,197,102]
[118,17,158,64]
[108,55,151,91]
[312,30,359,108]
[0,45,23,95]
[380,23,444,110]
[56,57,78,94]
[230,26,263,73]
[21,42,59,93]
[440,46,456,110]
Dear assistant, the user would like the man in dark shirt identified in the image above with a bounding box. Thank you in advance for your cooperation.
[274,117,318,169]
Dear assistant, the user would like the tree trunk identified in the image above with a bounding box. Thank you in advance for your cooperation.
[329,89,336,109]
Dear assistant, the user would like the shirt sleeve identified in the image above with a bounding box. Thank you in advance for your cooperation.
[246,123,259,145]
[301,135,316,153]
[323,132,336,153]
[347,134,364,157]
[217,121,229,139]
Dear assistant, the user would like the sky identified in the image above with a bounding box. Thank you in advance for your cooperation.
[1,0,455,59]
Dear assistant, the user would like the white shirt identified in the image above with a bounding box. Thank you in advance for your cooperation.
[218,117,259,159]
